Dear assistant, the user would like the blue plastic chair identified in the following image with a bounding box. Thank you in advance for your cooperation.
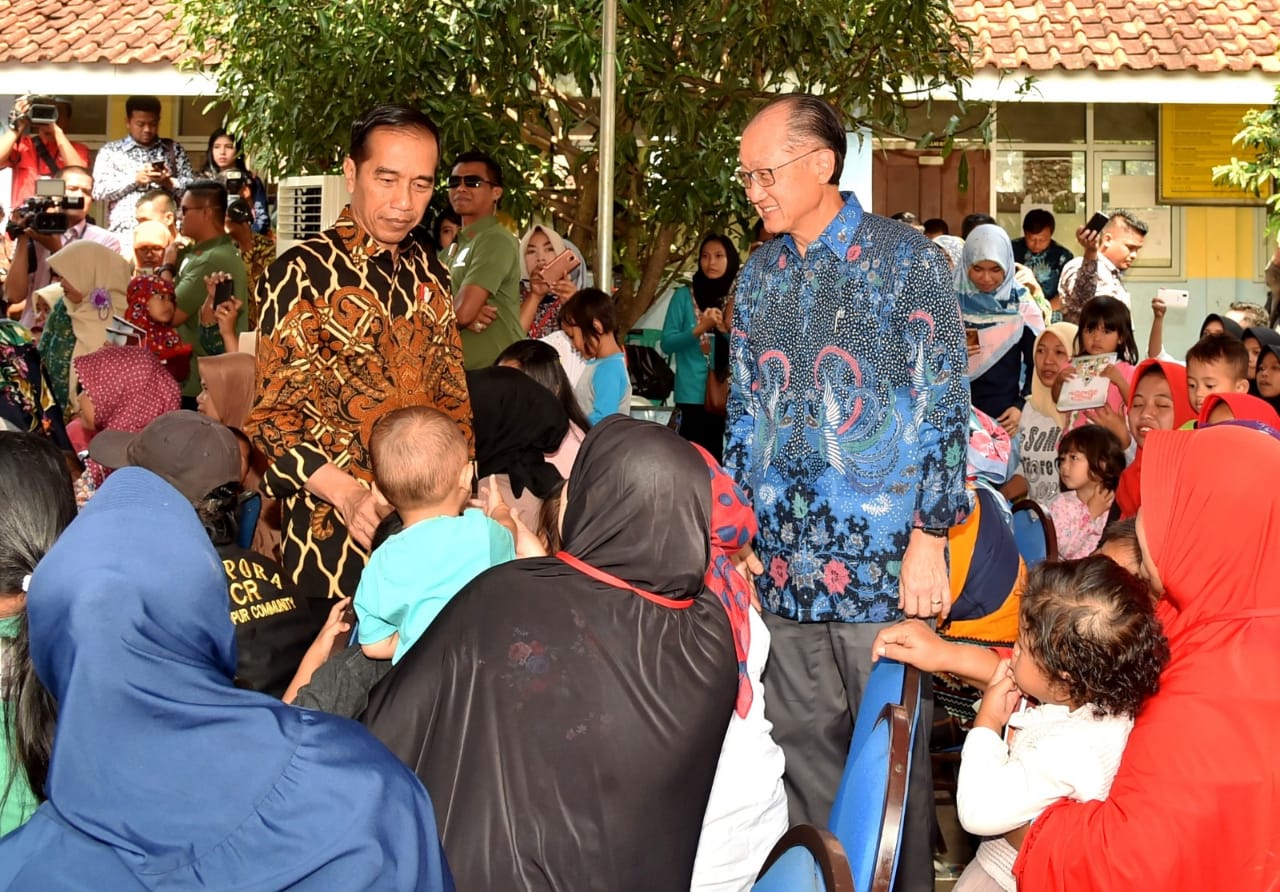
[753,825,855,892]
[827,705,912,892]
[1011,498,1058,567]
[236,492,262,550]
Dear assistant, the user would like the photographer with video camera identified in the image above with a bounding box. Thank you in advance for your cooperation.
[4,166,121,333]
[0,96,90,208]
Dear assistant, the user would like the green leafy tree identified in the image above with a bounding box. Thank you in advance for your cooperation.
[1214,89,1280,235]
[179,0,975,325]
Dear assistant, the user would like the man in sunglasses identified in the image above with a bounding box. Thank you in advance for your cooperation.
[445,150,525,369]
[245,105,472,604]
[723,93,970,892]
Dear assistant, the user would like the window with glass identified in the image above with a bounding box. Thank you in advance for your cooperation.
[994,103,1181,278]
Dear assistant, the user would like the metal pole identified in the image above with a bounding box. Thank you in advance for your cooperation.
[596,0,617,293]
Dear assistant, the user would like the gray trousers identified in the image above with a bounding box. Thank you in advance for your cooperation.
[761,611,935,892]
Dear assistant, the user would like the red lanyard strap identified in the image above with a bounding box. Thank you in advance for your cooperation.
[556,551,693,610]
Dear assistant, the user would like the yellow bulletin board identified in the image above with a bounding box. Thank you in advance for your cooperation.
[1158,104,1267,205]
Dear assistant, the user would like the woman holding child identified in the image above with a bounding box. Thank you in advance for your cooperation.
[876,423,1280,890]
[363,416,740,890]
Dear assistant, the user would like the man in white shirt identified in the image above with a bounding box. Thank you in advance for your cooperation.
[1057,210,1147,323]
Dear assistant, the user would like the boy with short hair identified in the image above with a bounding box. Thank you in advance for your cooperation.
[1185,333,1251,416]
[355,406,538,664]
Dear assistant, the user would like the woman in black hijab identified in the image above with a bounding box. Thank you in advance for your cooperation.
[362,416,738,891]
[660,234,741,462]
[466,364,569,529]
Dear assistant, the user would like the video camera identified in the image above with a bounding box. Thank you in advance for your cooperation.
[7,94,60,129]
[5,179,84,237]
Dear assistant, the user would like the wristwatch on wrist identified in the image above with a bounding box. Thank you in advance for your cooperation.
[918,526,949,539]
[155,263,176,277]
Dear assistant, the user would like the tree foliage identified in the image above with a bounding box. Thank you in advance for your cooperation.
[179,0,975,325]
[1214,88,1280,236]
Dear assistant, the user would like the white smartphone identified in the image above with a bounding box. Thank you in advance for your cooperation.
[1156,288,1189,309]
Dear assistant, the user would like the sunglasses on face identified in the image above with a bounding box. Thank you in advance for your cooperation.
[447,175,495,190]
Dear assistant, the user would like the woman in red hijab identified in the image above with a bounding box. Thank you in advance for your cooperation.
[1014,423,1280,890]
[1114,359,1194,517]
[1198,391,1280,431]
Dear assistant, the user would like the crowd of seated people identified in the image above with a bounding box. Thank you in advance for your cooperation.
[0,97,1277,892]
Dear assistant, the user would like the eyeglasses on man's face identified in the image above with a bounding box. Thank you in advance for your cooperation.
[447,174,496,190]
[734,146,826,189]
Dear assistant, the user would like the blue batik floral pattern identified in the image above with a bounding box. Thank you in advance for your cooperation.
[724,193,971,623]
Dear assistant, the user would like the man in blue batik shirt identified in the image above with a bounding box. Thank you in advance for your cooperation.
[725,94,970,892]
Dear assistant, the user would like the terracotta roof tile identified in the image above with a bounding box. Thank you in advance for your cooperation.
[0,0,192,66]
[959,0,1280,73]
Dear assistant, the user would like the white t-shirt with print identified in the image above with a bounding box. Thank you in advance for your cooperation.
[1016,402,1064,505]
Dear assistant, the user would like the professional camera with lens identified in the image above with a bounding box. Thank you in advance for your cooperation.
[4,179,83,237]
[221,170,246,194]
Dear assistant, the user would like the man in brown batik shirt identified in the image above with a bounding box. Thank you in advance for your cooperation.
[246,105,472,601]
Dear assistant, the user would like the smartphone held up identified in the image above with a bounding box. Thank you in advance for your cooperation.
[540,249,581,284]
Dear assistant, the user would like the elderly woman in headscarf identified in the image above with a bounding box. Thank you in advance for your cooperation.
[363,416,739,890]
[518,222,585,339]
[957,224,1044,437]
[36,241,133,413]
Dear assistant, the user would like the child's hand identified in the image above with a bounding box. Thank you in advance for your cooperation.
[317,597,353,646]
[1101,363,1125,387]
[1151,296,1167,320]
[1084,403,1130,447]
[483,483,518,538]
[510,507,546,558]
[1055,364,1079,385]
[974,659,1022,733]
[872,619,949,672]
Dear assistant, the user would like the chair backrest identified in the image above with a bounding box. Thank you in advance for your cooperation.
[835,661,922,891]
[828,704,911,892]
[847,658,921,760]
[753,825,855,892]
[1011,498,1058,567]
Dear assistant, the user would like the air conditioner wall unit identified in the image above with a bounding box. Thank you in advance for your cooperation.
[275,175,351,257]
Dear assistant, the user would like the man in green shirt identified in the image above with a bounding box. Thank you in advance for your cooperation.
[156,179,249,401]
[446,150,525,369]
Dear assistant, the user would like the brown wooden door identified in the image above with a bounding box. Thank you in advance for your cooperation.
[871,149,991,233]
